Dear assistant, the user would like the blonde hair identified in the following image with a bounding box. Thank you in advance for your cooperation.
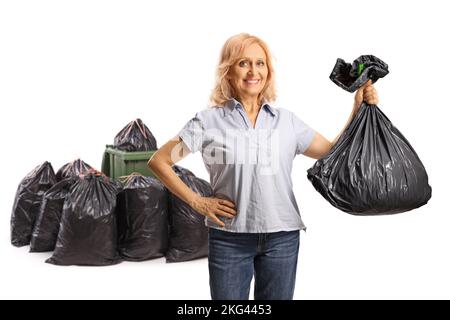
[209,33,277,107]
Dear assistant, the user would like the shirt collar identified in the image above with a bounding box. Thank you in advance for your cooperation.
[223,98,276,117]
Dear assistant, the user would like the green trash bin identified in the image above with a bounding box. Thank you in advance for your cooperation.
[101,145,157,180]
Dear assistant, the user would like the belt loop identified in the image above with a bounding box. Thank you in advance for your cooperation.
[257,233,267,252]
[257,233,263,252]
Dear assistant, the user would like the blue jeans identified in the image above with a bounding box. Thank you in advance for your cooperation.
[208,228,300,300]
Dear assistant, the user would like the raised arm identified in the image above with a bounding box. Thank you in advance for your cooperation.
[303,80,379,159]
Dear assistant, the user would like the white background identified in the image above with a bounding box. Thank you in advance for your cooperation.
[0,0,448,300]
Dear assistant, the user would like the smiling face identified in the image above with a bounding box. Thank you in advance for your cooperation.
[227,43,268,102]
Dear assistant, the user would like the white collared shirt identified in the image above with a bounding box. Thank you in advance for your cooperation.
[178,98,316,233]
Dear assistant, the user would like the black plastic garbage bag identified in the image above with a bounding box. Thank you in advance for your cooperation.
[30,160,92,251]
[166,165,212,262]
[172,165,196,178]
[114,118,157,152]
[30,177,75,252]
[46,171,122,266]
[56,159,92,181]
[307,55,432,215]
[329,55,389,93]
[117,174,169,261]
[11,162,57,247]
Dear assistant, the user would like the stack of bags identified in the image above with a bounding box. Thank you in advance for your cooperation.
[10,119,212,266]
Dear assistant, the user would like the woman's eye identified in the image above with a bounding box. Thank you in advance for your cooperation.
[239,60,249,67]
[238,60,265,67]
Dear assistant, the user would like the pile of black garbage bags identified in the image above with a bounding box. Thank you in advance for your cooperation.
[10,119,212,266]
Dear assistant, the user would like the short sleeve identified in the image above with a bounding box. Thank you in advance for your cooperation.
[178,115,205,153]
[291,112,316,155]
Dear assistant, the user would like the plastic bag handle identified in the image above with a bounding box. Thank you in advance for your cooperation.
[79,168,109,182]
[134,119,148,139]
[118,172,143,184]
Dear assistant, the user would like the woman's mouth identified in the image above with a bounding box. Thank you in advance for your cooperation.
[244,79,260,85]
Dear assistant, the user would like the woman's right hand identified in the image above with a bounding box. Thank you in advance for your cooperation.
[191,196,237,227]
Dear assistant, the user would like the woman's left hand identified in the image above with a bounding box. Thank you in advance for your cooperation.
[354,79,379,108]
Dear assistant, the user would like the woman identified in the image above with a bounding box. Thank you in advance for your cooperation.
[148,33,378,300]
